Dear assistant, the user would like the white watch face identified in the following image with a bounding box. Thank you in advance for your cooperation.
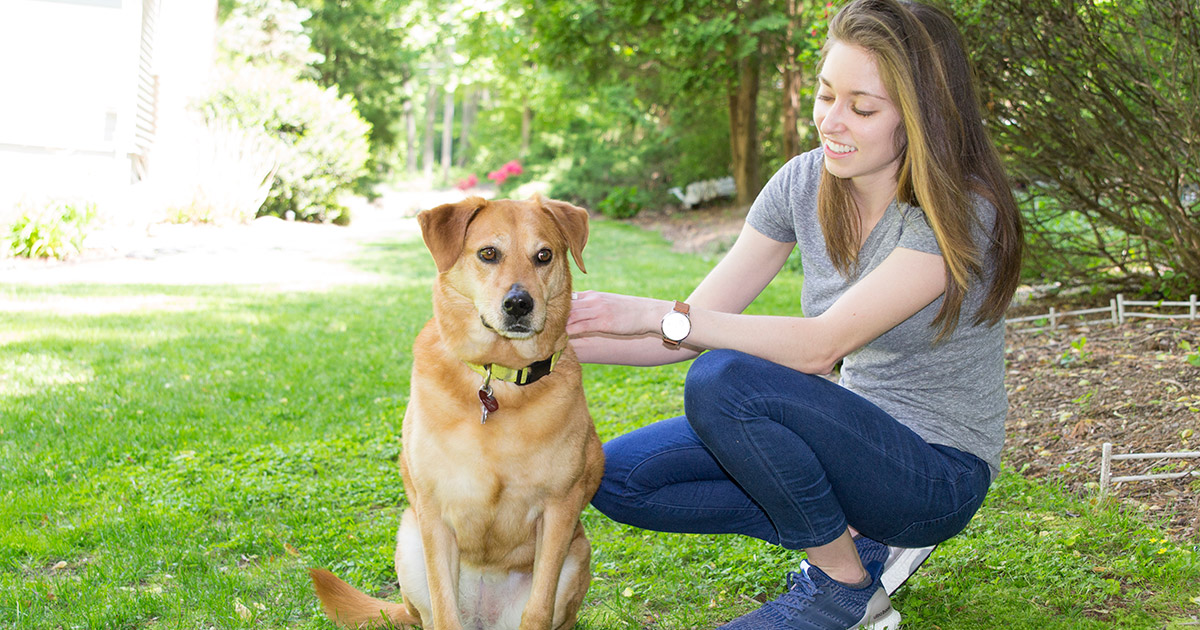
[661,311,691,341]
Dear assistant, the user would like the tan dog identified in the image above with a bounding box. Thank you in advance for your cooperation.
[310,195,604,630]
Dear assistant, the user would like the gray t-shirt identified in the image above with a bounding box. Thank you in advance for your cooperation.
[747,148,1006,477]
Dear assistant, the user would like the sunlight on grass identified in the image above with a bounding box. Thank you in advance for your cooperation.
[0,294,199,315]
[1,224,1197,629]
[0,354,94,397]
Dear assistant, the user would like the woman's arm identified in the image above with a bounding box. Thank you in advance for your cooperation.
[568,223,794,366]
[683,246,947,373]
[568,224,948,373]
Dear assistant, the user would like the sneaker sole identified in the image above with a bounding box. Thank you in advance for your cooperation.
[859,587,903,630]
[881,544,936,595]
[863,606,902,629]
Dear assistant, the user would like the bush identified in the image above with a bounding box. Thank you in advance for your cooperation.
[596,186,646,219]
[166,119,279,225]
[5,200,96,260]
[545,121,674,213]
[200,65,371,223]
[959,0,1200,297]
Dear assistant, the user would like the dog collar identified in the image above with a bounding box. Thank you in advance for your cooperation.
[465,350,563,386]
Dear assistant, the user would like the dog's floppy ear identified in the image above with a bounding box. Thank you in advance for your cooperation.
[537,195,589,274]
[417,197,487,273]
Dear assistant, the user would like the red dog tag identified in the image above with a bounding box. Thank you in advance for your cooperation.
[479,387,498,423]
[478,388,499,412]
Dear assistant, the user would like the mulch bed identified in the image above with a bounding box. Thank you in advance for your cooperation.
[1004,318,1200,542]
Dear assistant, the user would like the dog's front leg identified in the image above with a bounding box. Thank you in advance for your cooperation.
[520,490,587,630]
[413,498,463,630]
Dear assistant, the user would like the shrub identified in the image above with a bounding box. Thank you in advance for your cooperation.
[960,0,1200,297]
[5,200,96,260]
[596,186,646,219]
[166,119,279,225]
[200,65,371,224]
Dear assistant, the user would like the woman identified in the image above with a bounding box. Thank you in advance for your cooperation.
[566,0,1024,628]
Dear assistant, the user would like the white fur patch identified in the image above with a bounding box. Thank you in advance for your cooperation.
[394,509,585,630]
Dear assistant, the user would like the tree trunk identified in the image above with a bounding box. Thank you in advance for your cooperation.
[441,86,455,184]
[422,83,437,179]
[456,87,476,167]
[728,55,761,207]
[403,97,417,175]
[781,0,802,160]
[520,105,533,159]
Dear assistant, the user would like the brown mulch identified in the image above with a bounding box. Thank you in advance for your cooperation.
[637,203,1200,542]
[1005,321,1199,541]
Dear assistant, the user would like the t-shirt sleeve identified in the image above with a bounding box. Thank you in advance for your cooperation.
[746,156,804,243]
[896,206,942,256]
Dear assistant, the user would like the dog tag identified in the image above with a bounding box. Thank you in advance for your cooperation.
[478,365,499,423]
[478,386,498,423]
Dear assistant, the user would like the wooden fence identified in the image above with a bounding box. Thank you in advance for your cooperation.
[1099,443,1200,497]
[1008,293,1200,333]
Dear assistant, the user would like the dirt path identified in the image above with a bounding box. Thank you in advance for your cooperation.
[0,187,467,290]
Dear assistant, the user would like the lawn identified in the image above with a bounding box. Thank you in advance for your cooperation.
[2,218,1197,629]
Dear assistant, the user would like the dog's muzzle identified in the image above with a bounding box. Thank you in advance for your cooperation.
[481,284,539,338]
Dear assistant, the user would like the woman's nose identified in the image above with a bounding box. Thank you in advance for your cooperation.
[820,101,847,133]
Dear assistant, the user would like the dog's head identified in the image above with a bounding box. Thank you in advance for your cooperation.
[417,195,588,364]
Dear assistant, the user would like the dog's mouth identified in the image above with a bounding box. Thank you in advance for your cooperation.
[480,316,540,339]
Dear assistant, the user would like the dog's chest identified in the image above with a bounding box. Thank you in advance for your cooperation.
[436,459,553,566]
[413,424,579,561]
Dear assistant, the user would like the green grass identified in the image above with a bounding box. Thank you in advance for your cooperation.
[2,218,1197,628]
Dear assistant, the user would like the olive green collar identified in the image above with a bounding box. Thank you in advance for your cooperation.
[465,350,563,386]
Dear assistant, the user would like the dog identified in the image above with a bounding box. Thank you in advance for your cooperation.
[310,195,605,630]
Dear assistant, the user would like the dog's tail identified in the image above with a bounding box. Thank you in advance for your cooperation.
[309,568,421,628]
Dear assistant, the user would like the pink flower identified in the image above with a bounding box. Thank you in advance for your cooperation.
[482,160,523,186]
[455,174,479,191]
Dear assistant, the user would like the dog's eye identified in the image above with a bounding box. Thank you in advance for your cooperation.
[535,249,553,265]
[478,247,499,263]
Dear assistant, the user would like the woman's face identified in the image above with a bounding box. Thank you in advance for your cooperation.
[813,41,904,193]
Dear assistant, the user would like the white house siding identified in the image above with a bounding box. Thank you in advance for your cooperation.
[0,0,215,227]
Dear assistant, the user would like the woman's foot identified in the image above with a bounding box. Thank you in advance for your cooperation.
[853,535,937,595]
[716,560,901,629]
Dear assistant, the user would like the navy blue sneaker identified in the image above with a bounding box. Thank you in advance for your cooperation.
[853,536,936,596]
[716,560,901,630]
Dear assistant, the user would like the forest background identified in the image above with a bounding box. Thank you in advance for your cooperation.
[206,0,1198,298]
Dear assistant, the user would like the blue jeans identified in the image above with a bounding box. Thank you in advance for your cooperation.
[591,350,992,549]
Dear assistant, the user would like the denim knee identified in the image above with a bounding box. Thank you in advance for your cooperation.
[684,349,752,441]
[590,470,630,524]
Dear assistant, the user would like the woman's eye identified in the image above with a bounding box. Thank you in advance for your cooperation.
[535,249,553,264]
[478,247,499,263]
[853,108,876,117]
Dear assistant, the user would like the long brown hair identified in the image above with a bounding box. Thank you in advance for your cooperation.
[816,0,1023,340]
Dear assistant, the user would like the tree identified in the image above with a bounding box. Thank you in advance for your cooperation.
[299,0,420,172]
[958,0,1200,295]
[520,0,803,206]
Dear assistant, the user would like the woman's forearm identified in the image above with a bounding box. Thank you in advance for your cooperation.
[569,332,702,367]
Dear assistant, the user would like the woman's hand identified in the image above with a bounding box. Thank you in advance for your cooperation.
[567,290,670,339]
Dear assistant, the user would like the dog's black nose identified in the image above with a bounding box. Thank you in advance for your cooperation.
[503,286,534,319]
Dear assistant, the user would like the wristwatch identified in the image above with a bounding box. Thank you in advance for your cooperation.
[660,300,692,348]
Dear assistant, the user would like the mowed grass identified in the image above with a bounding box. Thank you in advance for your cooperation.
[2,218,1198,629]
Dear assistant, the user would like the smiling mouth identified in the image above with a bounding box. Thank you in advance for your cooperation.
[824,139,857,155]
